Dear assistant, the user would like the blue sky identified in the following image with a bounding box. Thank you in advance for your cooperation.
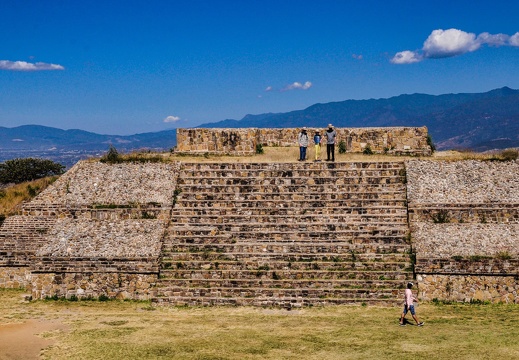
[1,0,519,135]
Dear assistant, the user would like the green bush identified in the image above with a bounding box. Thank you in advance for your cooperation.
[255,143,264,154]
[338,141,347,154]
[98,294,110,301]
[362,144,373,155]
[0,158,65,184]
[100,145,121,164]
[427,134,436,153]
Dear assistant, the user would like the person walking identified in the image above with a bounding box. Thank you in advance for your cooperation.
[399,282,424,326]
[313,130,322,161]
[325,124,337,162]
[298,127,309,161]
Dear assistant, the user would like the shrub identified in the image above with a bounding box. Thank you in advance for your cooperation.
[432,209,451,223]
[496,251,512,260]
[500,148,518,161]
[100,145,121,164]
[255,143,264,154]
[362,144,373,155]
[427,134,436,153]
[0,158,65,184]
[338,140,347,154]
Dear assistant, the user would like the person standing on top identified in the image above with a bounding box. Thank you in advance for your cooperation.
[325,124,337,162]
[298,127,309,161]
[313,130,322,161]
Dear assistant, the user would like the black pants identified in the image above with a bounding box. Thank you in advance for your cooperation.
[327,144,335,161]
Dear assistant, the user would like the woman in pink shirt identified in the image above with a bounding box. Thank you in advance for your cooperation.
[399,282,424,326]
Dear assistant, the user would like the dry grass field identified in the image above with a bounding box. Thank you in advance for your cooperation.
[1,289,518,360]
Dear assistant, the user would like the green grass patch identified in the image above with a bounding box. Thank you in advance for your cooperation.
[1,289,519,359]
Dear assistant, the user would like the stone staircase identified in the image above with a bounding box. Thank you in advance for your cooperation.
[153,162,413,307]
[0,216,56,266]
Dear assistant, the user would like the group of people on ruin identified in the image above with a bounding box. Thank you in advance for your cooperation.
[298,123,337,162]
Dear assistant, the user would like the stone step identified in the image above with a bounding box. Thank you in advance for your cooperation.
[162,252,411,263]
[152,286,405,304]
[178,191,406,202]
[177,173,406,187]
[170,207,408,217]
[0,216,55,235]
[180,161,404,170]
[179,183,405,194]
[155,278,408,290]
[175,200,407,209]
[164,243,410,256]
[152,295,402,307]
[160,269,410,281]
[178,176,405,187]
[168,223,407,232]
[169,215,408,225]
[164,229,407,245]
[161,260,411,272]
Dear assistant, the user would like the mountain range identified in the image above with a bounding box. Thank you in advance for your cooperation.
[199,86,519,151]
[1,86,518,166]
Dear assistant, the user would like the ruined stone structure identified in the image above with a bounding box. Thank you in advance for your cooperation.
[407,160,519,303]
[176,127,432,156]
[1,152,518,305]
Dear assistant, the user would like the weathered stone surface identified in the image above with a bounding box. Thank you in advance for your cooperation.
[28,161,180,207]
[0,267,31,288]
[31,273,156,300]
[406,160,519,205]
[36,218,165,258]
[176,127,432,155]
[418,274,519,303]
[412,223,519,259]
[2,149,519,304]
[407,159,519,303]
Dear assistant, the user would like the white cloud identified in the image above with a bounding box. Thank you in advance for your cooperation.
[163,115,181,123]
[265,86,273,92]
[391,28,519,64]
[423,29,480,58]
[390,50,422,64]
[510,32,519,46]
[0,60,65,71]
[477,32,509,47]
[352,54,363,60]
[282,81,312,91]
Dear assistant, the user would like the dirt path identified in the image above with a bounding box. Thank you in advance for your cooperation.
[0,319,66,360]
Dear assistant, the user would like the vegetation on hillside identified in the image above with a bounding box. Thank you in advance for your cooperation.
[0,158,64,184]
[0,176,58,224]
[99,146,169,164]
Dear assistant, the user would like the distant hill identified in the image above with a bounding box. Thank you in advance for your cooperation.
[1,87,518,167]
[0,126,177,167]
[199,86,519,151]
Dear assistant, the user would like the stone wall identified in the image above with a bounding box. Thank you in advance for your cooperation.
[412,223,519,260]
[31,273,157,300]
[0,267,31,288]
[417,275,519,303]
[406,159,519,303]
[176,127,432,155]
[2,156,519,304]
[1,160,177,299]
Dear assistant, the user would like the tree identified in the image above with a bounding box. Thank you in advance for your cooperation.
[100,145,122,163]
[0,158,65,184]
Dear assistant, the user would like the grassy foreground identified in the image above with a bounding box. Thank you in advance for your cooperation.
[1,289,518,359]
